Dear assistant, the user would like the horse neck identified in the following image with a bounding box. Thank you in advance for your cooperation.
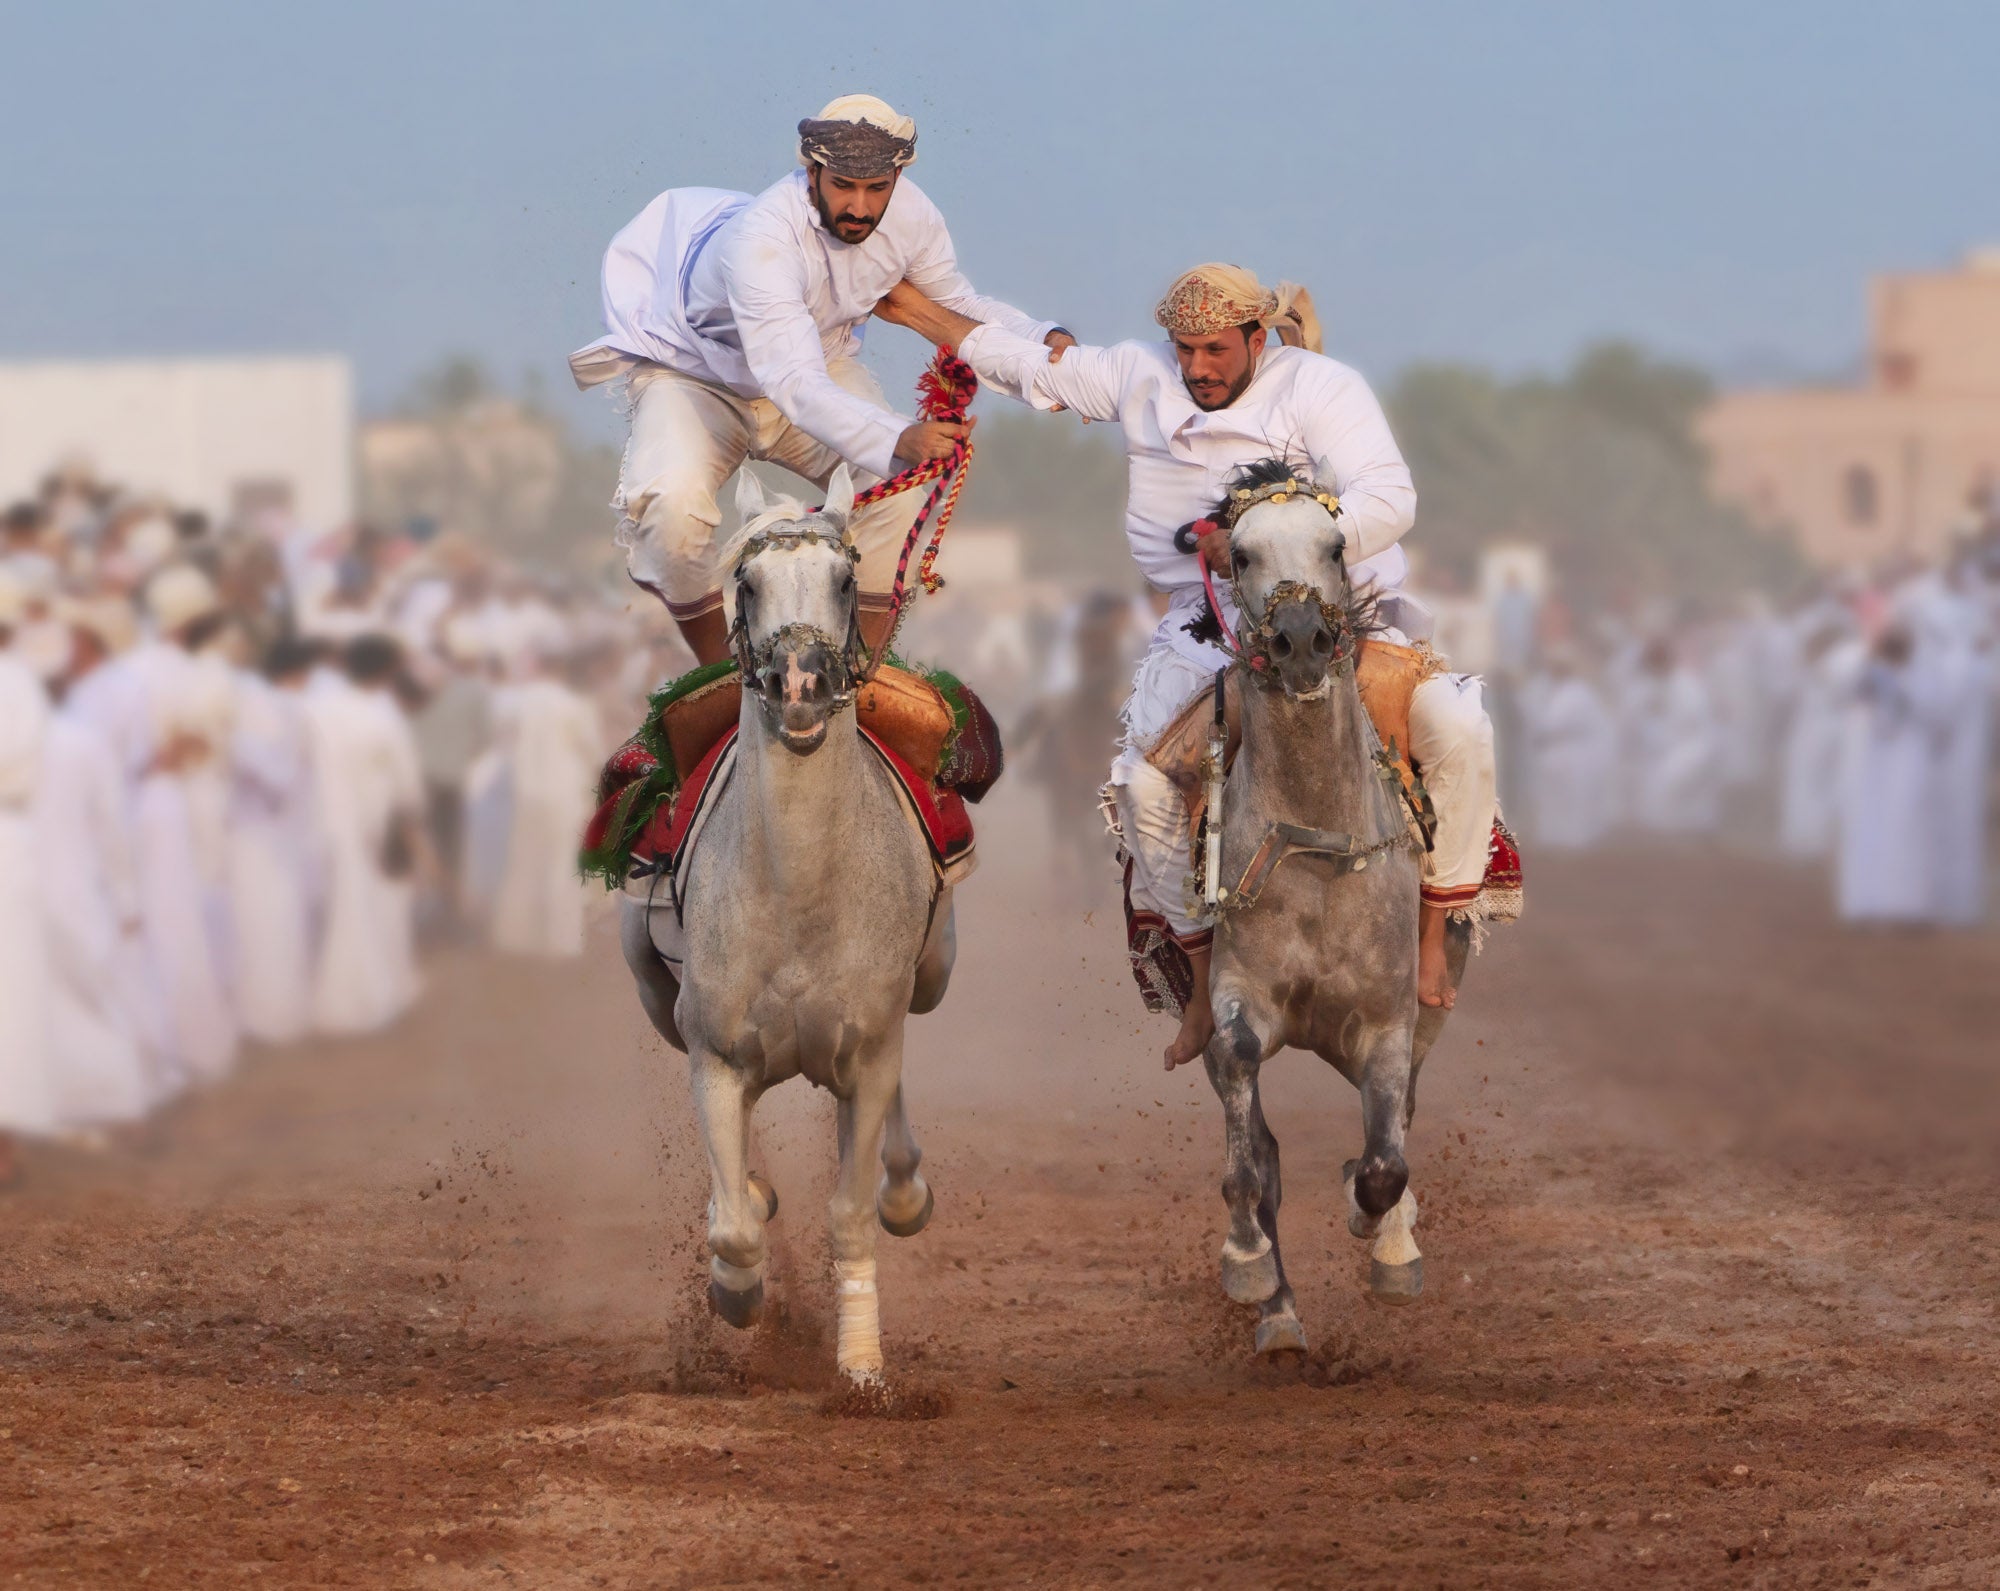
[733,697,872,887]
[1235,668,1389,829]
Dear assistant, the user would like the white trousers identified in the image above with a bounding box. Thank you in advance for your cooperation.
[615,361,923,619]
[1109,633,1498,940]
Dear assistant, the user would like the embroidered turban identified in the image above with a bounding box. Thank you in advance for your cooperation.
[797,94,918,178]
[1154,263,1323,353]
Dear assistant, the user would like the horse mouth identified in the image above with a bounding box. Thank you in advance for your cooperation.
[775,702,831,755]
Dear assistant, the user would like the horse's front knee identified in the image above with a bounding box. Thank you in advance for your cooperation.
[1352,1150,1408,1219]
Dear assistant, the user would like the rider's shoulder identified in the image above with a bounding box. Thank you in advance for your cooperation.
[1265,343,1381,397]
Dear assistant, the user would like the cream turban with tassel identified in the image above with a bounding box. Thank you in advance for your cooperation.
[1154,263,1322,353]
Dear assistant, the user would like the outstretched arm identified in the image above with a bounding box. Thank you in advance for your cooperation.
[900,197,1072,355]
[876,282,1126,424]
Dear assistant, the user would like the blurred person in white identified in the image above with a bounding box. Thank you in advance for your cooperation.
[1838,619,1949,925]
[1778,614,1866,861]
[1524,645,1615,851]
[0,569,57,1183]
[412,619,496,933]
[1910,562,1994,925]
[1627,636,1720,836]
[570,93,1069,665]
[35,600,156,1132]
[306,635,427,1035]
[489,649,603,958]
[228,638,320,1045]
[875,265,1497,1033]
[69,566,239,1088]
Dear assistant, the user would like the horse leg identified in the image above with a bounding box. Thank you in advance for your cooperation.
[830,1040,902,1382]
[689,1049,767,1327]
[619,899,686,1054]
[1247,1082,1306,1355]
[1406,917,1472,1119]
[1204,994,1281,1308]
[1342,1023,1424,1303]
[908,890,956,1015]
[877,1083,934,1236]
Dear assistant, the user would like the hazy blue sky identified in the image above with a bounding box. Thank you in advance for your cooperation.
[4,1,1993,426]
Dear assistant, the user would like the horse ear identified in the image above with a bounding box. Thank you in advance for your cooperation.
[734,469,769,523]
[822,464,856,527]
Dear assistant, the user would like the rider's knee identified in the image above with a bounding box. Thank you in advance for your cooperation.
[1409,675,1495,781]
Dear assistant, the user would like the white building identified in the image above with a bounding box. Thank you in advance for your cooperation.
[0,356,352,526]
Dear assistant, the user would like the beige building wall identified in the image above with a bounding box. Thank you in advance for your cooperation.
[1701,252,2000,567]
[0,356,352,527]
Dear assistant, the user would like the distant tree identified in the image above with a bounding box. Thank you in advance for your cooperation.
[955,411,1135,587]
[1387,342,1798,601]
[363,356,618,573]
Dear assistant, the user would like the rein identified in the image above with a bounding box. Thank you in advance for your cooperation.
[850,347,979,679]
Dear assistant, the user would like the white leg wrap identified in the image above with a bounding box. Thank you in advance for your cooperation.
[1370,1189,1422,1267]
[834,1258,883,1381]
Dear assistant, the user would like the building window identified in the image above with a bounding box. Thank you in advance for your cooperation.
[1844,464,1878,527]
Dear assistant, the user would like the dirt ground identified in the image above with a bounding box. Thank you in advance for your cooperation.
[4,793,1999,1588]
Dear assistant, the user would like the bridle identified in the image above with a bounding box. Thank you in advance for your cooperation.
[1193,476,1360,695]
[725,520,868,722]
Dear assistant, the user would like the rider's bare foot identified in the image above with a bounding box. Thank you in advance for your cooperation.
[1418,903,1457,1010]
[1165,941,1215,1070]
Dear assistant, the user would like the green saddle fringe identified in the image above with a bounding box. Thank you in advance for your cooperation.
[578,654,968,891]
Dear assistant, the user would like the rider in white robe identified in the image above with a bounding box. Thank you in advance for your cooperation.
[1837,626,1947,924]
[0,607,57,1166]
[305,638,426,1035]
[569,94,1066,665]
[875,264,1497,1039]
[489,662,603,958]
[228,647,319,1044]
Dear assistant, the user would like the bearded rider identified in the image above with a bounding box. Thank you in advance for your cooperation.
[570,94,1073,665]
[875,267,1498,1064]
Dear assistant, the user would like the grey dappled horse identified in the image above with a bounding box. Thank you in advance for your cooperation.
[621,467,955,1383]
[1200,467,1468,1355]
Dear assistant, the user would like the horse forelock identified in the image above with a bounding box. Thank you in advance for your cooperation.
[1215,466,1382,643]
[720,496,816,570]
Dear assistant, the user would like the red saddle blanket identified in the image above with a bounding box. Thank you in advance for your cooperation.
[622,726,975,903]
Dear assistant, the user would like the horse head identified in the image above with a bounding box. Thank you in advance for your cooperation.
[1217,461,1369,699]
[726,466,864,755]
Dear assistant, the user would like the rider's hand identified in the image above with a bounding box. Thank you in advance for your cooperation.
[893,416,976,467]
[1044,328,1076,361]
[1193,518,1233,578]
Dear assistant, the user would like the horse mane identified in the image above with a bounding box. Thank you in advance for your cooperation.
[1182,457,1382,648]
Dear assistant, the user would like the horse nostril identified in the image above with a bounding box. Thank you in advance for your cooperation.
[1311,628,1332,658]
[1270,631,1293,659]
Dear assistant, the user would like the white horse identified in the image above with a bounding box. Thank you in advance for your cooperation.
[620,468,955,1383]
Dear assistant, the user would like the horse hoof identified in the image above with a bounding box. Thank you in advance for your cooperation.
[708,1276,764,1329]
[748,1173,779,1223]
[879,1182,934,1238]
[1255,1311,1308,1356]
[1369,1257,1423,1304]
[1221,1243,1280,1304]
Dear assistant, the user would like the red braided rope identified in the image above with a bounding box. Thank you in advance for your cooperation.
[850,346,979,667]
